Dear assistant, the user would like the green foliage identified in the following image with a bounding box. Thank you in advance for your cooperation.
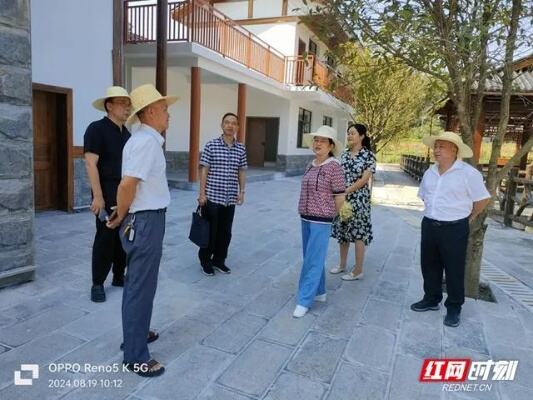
[336,45,445,153]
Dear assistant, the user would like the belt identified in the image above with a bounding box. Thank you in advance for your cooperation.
[424,217,468,226]
[132,208,167,215]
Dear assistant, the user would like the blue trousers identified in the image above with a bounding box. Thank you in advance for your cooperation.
[298,220,331,308]
[120,210,166,363]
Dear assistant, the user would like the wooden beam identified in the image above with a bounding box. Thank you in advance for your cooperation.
[112,0,124,86]
[233,16,299,25]
[237,83,247,143]
[282,0,288,16]
[248,0,253,18]
[156,0,168,96]
[189,67,201,183]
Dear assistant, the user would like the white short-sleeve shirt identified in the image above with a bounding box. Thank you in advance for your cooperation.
[122,124,170,213]
[418,160,491,221]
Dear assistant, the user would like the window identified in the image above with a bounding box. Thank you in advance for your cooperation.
[297,108,312,148]
[308,39,318,56]
[323,116,333,127]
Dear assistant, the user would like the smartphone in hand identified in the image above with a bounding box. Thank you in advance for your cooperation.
[97,209,109,222]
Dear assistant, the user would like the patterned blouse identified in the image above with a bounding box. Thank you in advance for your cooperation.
[298,158,346,223]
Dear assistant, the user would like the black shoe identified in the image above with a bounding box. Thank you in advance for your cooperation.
[410,299,440,312]
[444,310,461,327]
[214,264,231,274]
[201,263,215,276]
[112,276,125,287]
[91,285,106,302]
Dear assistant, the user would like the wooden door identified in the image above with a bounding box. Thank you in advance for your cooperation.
[33,90,59,210]
[246,118,266,167]
[296,39,306,85]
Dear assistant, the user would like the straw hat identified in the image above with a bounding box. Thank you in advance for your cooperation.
[126,84,178,125]
[303,125,344,158]
[92,86,130,111]
[422,131,473,159]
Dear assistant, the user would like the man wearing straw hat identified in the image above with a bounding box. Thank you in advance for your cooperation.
[106,84,177,377]
[84,86,131,303]
[410,132,490,327]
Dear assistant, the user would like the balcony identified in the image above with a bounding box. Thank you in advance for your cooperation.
[124,0,352,104]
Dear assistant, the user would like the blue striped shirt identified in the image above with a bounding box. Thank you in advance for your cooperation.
[200,136,247,206]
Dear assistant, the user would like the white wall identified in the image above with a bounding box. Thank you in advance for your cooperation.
[131,67,239,152]
[244,23,297,57]
[214,1,248,19]
[253,0,282,18]
[294,23,329,62]
[130,67,348,156]
[31,0,113,145]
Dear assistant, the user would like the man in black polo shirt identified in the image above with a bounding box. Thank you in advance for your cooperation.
[84,86,131,302]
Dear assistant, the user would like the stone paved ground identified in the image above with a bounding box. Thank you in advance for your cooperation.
[1,164,532,400]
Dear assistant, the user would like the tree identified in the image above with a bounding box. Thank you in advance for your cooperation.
[316,0,532,297]
[335,45,444,153]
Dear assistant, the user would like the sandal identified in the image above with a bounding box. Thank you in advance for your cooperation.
[124,359,165,377]
[120,329,159,350]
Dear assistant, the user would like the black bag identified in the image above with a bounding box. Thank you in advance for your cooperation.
[189,206,210,248]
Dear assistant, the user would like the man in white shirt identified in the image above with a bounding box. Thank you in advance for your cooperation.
[107,84,177,377]
[410,132,491,328]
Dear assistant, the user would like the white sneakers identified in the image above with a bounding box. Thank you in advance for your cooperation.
[314,293,327,302]
[293,305,308,318]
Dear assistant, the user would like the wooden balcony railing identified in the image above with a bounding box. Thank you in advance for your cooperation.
[124,0,352,104]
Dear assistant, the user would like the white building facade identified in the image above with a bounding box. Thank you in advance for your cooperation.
[31,0,353,209]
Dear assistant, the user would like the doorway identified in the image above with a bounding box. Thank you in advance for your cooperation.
[245,117,280,167]
[32,83,73,211]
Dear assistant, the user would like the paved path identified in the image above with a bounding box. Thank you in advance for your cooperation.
[1,165,532,400]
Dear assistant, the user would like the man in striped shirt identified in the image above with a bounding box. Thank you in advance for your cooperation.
[198,113,247,276]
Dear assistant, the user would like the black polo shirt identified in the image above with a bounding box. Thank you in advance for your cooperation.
[83,117,130,182]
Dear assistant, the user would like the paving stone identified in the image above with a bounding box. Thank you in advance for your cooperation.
[244,286,293,319]
[259,301,316,346]
[326,361,388,400]
[136,345,232,400]
[388,353,442,400]
[482,315,528,349]
[197,384,254,400]
[312,303,363,338]
[500,383,533,400]
[0,305,87,347]
[202,312,267,354]
[489,344,533,390]
[264,372,326,400]
[0,332,85,389]
[362,297,403,332]
[443,320,488,355]
[287,332,347,383]
[399,320,442,359]
[370,279,409,304]
[344,325,396,372]
[218,339,291,397]
[60,306,121,341]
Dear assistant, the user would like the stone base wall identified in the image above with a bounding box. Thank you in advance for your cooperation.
[166,151,191,173]
[73,158,92,210]
[277,154,314,175]
[0,0,34,288]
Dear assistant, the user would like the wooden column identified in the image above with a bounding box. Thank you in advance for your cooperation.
[237,83,247,143]
[473,112,484,164]
[520,120,532,170]
[189,67,201,183]
[156,0,168,96]
[112,0,124,86]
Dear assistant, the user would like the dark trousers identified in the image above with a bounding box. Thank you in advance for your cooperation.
[92,214,126,285]
[198,200,235,266]
[91,180,126,285]
[421,217,469,313]
[120,210,166,363]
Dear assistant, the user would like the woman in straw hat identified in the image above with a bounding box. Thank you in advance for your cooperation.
[294,125,346,318]
[84,86,131,303]
[106,83,177,377]
[410,131,490,328]
[330,123,376,281]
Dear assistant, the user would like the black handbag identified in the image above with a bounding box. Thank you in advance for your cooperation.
[189,206,210,248]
